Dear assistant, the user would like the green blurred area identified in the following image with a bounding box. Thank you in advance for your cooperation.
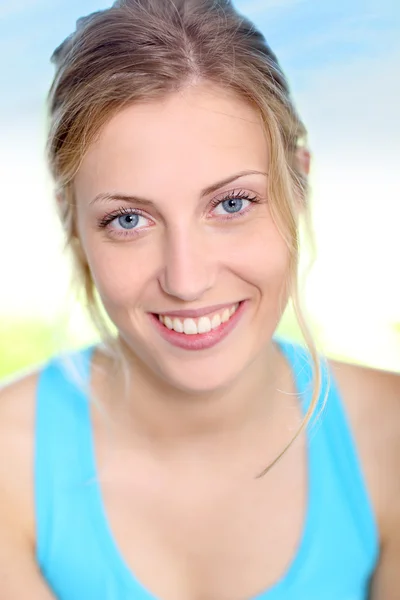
[1,309,399,383]
[0,320,68,382]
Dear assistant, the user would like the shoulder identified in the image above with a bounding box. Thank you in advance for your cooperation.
[0,371,60,596]
[0,344,99,545]
[0,370,40,545]
[0,344,92,537]
[0,367,42,443]
[0,369,40,457]
[329,359,400,470]
[329,359,400,443]
[328,358,400,544]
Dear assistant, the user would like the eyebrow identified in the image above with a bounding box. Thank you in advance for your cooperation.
[89,169,268,207]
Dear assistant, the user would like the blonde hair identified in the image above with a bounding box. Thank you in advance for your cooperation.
[47,0,323,476]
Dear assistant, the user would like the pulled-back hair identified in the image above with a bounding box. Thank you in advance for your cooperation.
[47,0,321,476]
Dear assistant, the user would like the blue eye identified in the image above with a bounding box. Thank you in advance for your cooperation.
[221,198,244,214]
[117,214,139,229]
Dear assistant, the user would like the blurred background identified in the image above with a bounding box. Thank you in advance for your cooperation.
[0,0,399,381]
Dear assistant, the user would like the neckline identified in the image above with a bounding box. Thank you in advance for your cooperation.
[79,338,321,599]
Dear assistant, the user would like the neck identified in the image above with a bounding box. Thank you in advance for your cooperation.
[95,339,294,455]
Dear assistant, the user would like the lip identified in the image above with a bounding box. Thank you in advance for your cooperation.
[154,302,239,319]
[150,300,247,351]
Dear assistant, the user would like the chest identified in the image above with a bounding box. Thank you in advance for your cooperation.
[94,445,307,600]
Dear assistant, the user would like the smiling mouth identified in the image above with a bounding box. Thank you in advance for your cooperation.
[156,303,240,335]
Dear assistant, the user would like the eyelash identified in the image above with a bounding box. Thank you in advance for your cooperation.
[209,189,260,215]
[98,206,147,230]
[97,189,261,235]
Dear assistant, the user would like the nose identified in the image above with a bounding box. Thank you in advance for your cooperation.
[159,227,215,302]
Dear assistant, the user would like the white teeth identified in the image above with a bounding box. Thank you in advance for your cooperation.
[173,318,184,333]
[164,316,173,330]
[158,303,240,335]
[183,318,198,335]
[211,314,221,329]
[221,309,230,323]
[198,316,212,334]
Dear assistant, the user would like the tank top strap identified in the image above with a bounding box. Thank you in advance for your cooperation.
[35,346,95,568]
[275,336,379,568]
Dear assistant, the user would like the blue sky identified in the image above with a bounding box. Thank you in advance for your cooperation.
[1,0,399,368]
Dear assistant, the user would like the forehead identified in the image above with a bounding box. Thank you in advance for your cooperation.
[75,83,268,198]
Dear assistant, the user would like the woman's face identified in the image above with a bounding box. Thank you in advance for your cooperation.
[74,83,290,392]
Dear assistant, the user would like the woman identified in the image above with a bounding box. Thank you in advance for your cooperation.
[0,0,399,598]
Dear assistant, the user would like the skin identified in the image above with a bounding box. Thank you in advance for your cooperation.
[0,82,399,599]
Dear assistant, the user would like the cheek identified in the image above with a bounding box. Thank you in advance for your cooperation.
[225,219,290,292]
[237,225,290,342]
[83,238,158,308]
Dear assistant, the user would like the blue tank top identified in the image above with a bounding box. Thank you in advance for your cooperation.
[35,339,378,600]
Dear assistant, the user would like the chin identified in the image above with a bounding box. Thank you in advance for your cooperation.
[159,355,247,395]
[118,329,251,395]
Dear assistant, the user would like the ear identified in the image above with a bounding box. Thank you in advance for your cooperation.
[295,146,311,177]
